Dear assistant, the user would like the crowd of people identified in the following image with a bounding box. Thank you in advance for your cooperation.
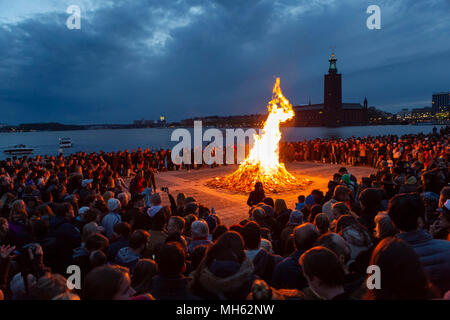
[0,127,449,300]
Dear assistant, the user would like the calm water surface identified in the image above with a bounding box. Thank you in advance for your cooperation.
[0,125,445,160]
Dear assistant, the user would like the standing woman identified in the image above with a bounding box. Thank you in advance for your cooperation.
[247,182,265,207]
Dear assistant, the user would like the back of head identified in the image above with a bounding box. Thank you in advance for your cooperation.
[388,193,425,232]
[263,197,274,208]
[185,202,199,216]
[368,237,433,300]
[191,220,209,238]
[155,242,185,277]
[85,233,109,252]
[359,188,382,210]
[314,213,330,234]
[82,265,128,300]
[332,202,350,218]
[374,213,397,239]
[169,216,185,233]
[299,246,345,288]
[274,199,287,214]
[131,259,158,294]
[241,221,261,250]
[333,186,350,202]
[151,210,167,231]
[129,230,150,250]
[207,231,245,263]
[113,222,132,239]
[107,198,121,212]
[293,223,319,251]
[316,232,350,264]
[31,273,68,300]
[150,193,162,206]
[335,215,358,234]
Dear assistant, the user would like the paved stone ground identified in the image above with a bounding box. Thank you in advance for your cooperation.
[154,162,376,226]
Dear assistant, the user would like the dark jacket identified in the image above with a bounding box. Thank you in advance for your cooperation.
[271,249,308,290]
[191,258,255,300]
[49,216,81,272]
[7,221,31,248]
[247,190,265,207]
[150,275,198,300]
[252,249,282,285]
[397,230,450,294]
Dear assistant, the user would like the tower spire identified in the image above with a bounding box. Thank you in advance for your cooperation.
[328,52,337,74]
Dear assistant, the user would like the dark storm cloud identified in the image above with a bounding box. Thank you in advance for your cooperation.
[0,0,449,124]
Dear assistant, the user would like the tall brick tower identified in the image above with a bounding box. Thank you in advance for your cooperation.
[324,53,342,126]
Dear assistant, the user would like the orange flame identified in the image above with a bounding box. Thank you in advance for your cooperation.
[207,77,310,193]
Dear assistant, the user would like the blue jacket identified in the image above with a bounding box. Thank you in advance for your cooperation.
[271,249,308,290]
[397,230,450,294]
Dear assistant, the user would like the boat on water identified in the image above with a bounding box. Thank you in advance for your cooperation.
[59,137,72,148]
[3,144,34,155]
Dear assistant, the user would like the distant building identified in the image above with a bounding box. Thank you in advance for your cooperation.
[411,107,433,119]
[432,92,450,114]
[396,108,412,120]
[293,53,368,127]
[157,115,167,126]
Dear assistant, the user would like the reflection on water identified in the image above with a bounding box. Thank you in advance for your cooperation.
[0,125,445,160]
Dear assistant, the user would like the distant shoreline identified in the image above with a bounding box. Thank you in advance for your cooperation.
[1,121,449,133]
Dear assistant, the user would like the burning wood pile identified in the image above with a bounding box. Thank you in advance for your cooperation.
[207,78,311,193]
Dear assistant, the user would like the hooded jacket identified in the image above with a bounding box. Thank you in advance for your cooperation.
[115,247,140,272]
[251,248,282,285]
[192,257,255,300]
[341,225,373,264]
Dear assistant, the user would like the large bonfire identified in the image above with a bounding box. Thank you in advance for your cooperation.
[207,77,311,193]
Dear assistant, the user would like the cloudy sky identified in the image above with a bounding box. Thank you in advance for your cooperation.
[0,0,449,124]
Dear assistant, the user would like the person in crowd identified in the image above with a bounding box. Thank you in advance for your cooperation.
[102,198,122,239]
[131,259,158,296]
[247,182,265,207]
[272,223,319,290]
[358,188,383,233]
[388,193,450,295]
[190,231,254,299]
[314,213,330,235]
[151,242,198,300]
[82,265,136,300]
[107,222,131,262]
[279,210,304,256]
[299,246,349,300]
[316,232,365,297]
[188,220,212,254]
[147,209,168,255]
[115,230,150,272]
[241,221,282,285]
[49,202,81,273]
[322,186,350,221]
[335,215,373,265]
[295,195,305,211]
[364,237,437,300]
